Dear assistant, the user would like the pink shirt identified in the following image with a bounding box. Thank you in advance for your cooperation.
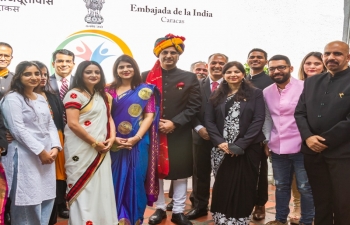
[263,77,304,154]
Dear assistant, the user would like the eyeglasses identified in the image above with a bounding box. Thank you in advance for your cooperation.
[268,65,289,72]
[160,51,178,56]
[0,54,12,60]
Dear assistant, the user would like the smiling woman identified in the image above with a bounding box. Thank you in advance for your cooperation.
[63,61,118,225]
[0,61,62,225]
[205,61,265,225]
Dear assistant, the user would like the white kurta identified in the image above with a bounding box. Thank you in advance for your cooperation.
[1,92,61,205]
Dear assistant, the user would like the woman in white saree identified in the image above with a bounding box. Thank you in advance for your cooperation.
[63,61,118,225]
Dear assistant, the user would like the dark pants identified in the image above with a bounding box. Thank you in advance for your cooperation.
[304,153,350,225]
[256,151,268,206]
[48,180,67,225]
[190,141,212,209]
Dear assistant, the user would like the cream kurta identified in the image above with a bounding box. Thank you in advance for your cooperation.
[1,92,61,205]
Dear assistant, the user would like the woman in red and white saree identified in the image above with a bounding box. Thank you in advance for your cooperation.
[63,61,118,225]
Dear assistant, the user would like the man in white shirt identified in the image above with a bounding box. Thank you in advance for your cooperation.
[48,49,75,222]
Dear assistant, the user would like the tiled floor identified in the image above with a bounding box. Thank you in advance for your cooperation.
[56,184,287,225]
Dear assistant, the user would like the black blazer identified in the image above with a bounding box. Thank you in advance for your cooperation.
[295,68,350,158]
[49,74,74,96]
[205,88,265,150]
[192,77,211,145]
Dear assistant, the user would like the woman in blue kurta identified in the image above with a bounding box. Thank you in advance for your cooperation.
[106,55,160,225]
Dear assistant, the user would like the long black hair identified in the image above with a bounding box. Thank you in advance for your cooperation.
[32,60,55,94]
[7,61,41,105]
[70,61,107,100]
[108,54,141,91]
[210,61,254,107]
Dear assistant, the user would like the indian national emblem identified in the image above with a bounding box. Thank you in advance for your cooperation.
[84,0,105,24]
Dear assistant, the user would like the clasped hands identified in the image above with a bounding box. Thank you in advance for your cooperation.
[39,148,59,165]
[114,136,140,150]
[306,135,328,153]
[218,142,239,157]
[159,119,176,134]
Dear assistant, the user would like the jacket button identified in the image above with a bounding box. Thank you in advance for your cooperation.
[318,115,322,118]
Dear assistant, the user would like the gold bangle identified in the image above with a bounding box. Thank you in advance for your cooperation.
[91,141,99,148]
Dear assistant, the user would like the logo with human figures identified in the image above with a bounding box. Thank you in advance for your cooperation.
[53,30,133,82]
[84,0,105,24]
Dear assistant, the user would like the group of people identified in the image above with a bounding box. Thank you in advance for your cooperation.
[0,35,349,225]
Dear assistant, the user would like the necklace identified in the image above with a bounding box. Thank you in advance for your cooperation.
[84,89,92,98]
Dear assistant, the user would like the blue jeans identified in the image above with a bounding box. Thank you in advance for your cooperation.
[271,152,314,224]
[10,151,55,225]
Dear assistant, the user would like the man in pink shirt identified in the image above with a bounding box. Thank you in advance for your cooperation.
[263,55,314,225]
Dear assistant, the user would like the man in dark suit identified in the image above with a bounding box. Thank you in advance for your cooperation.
[50,49,75,95]
[246,48,273,221]
[295,41,350,224]
[0,42,15,99]
[190,61,208,80]
[142,34,201,225]
[48,49,75,222]
[185,53,228,220]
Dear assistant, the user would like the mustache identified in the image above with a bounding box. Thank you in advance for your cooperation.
[326,60,338,65]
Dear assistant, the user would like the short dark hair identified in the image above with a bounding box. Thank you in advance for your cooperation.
[248,48,267,59]
[109,54,142,91]
[268,55,291,66]
[190,61,206,71]
[52,49,75,62]
[208,53,229,62]
[0,42,13,55]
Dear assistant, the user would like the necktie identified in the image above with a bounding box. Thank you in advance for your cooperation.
[211,81,218,92]
[60,78,68,100]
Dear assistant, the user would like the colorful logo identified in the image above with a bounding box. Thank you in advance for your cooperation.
[53,29,132,82]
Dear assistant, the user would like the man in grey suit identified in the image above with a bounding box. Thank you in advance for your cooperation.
[48,49,75,223]
[50,49,75,95]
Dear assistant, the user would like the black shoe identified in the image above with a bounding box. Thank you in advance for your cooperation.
[4,212,10,225]
[166,200,174,211]
[58,204,69,219]
[171,213,193,225]
[149,209,167,225]
[185,208,208,220]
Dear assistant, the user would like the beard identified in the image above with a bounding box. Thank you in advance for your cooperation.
[271,73,291,84]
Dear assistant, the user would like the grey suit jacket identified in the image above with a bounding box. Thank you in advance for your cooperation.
[49,74,74,97]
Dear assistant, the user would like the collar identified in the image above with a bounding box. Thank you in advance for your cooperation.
[329,67,350,79]
[249,71,266,79]
[161,66,177,73]
[208,76,223,84]
[55,74,72,82]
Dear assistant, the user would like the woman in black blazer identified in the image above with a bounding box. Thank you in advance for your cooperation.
[205,61,265,225]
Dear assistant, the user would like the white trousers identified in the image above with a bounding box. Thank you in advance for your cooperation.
[155,178,187,214]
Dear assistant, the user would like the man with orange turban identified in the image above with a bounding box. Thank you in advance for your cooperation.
[142,34,201,225]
